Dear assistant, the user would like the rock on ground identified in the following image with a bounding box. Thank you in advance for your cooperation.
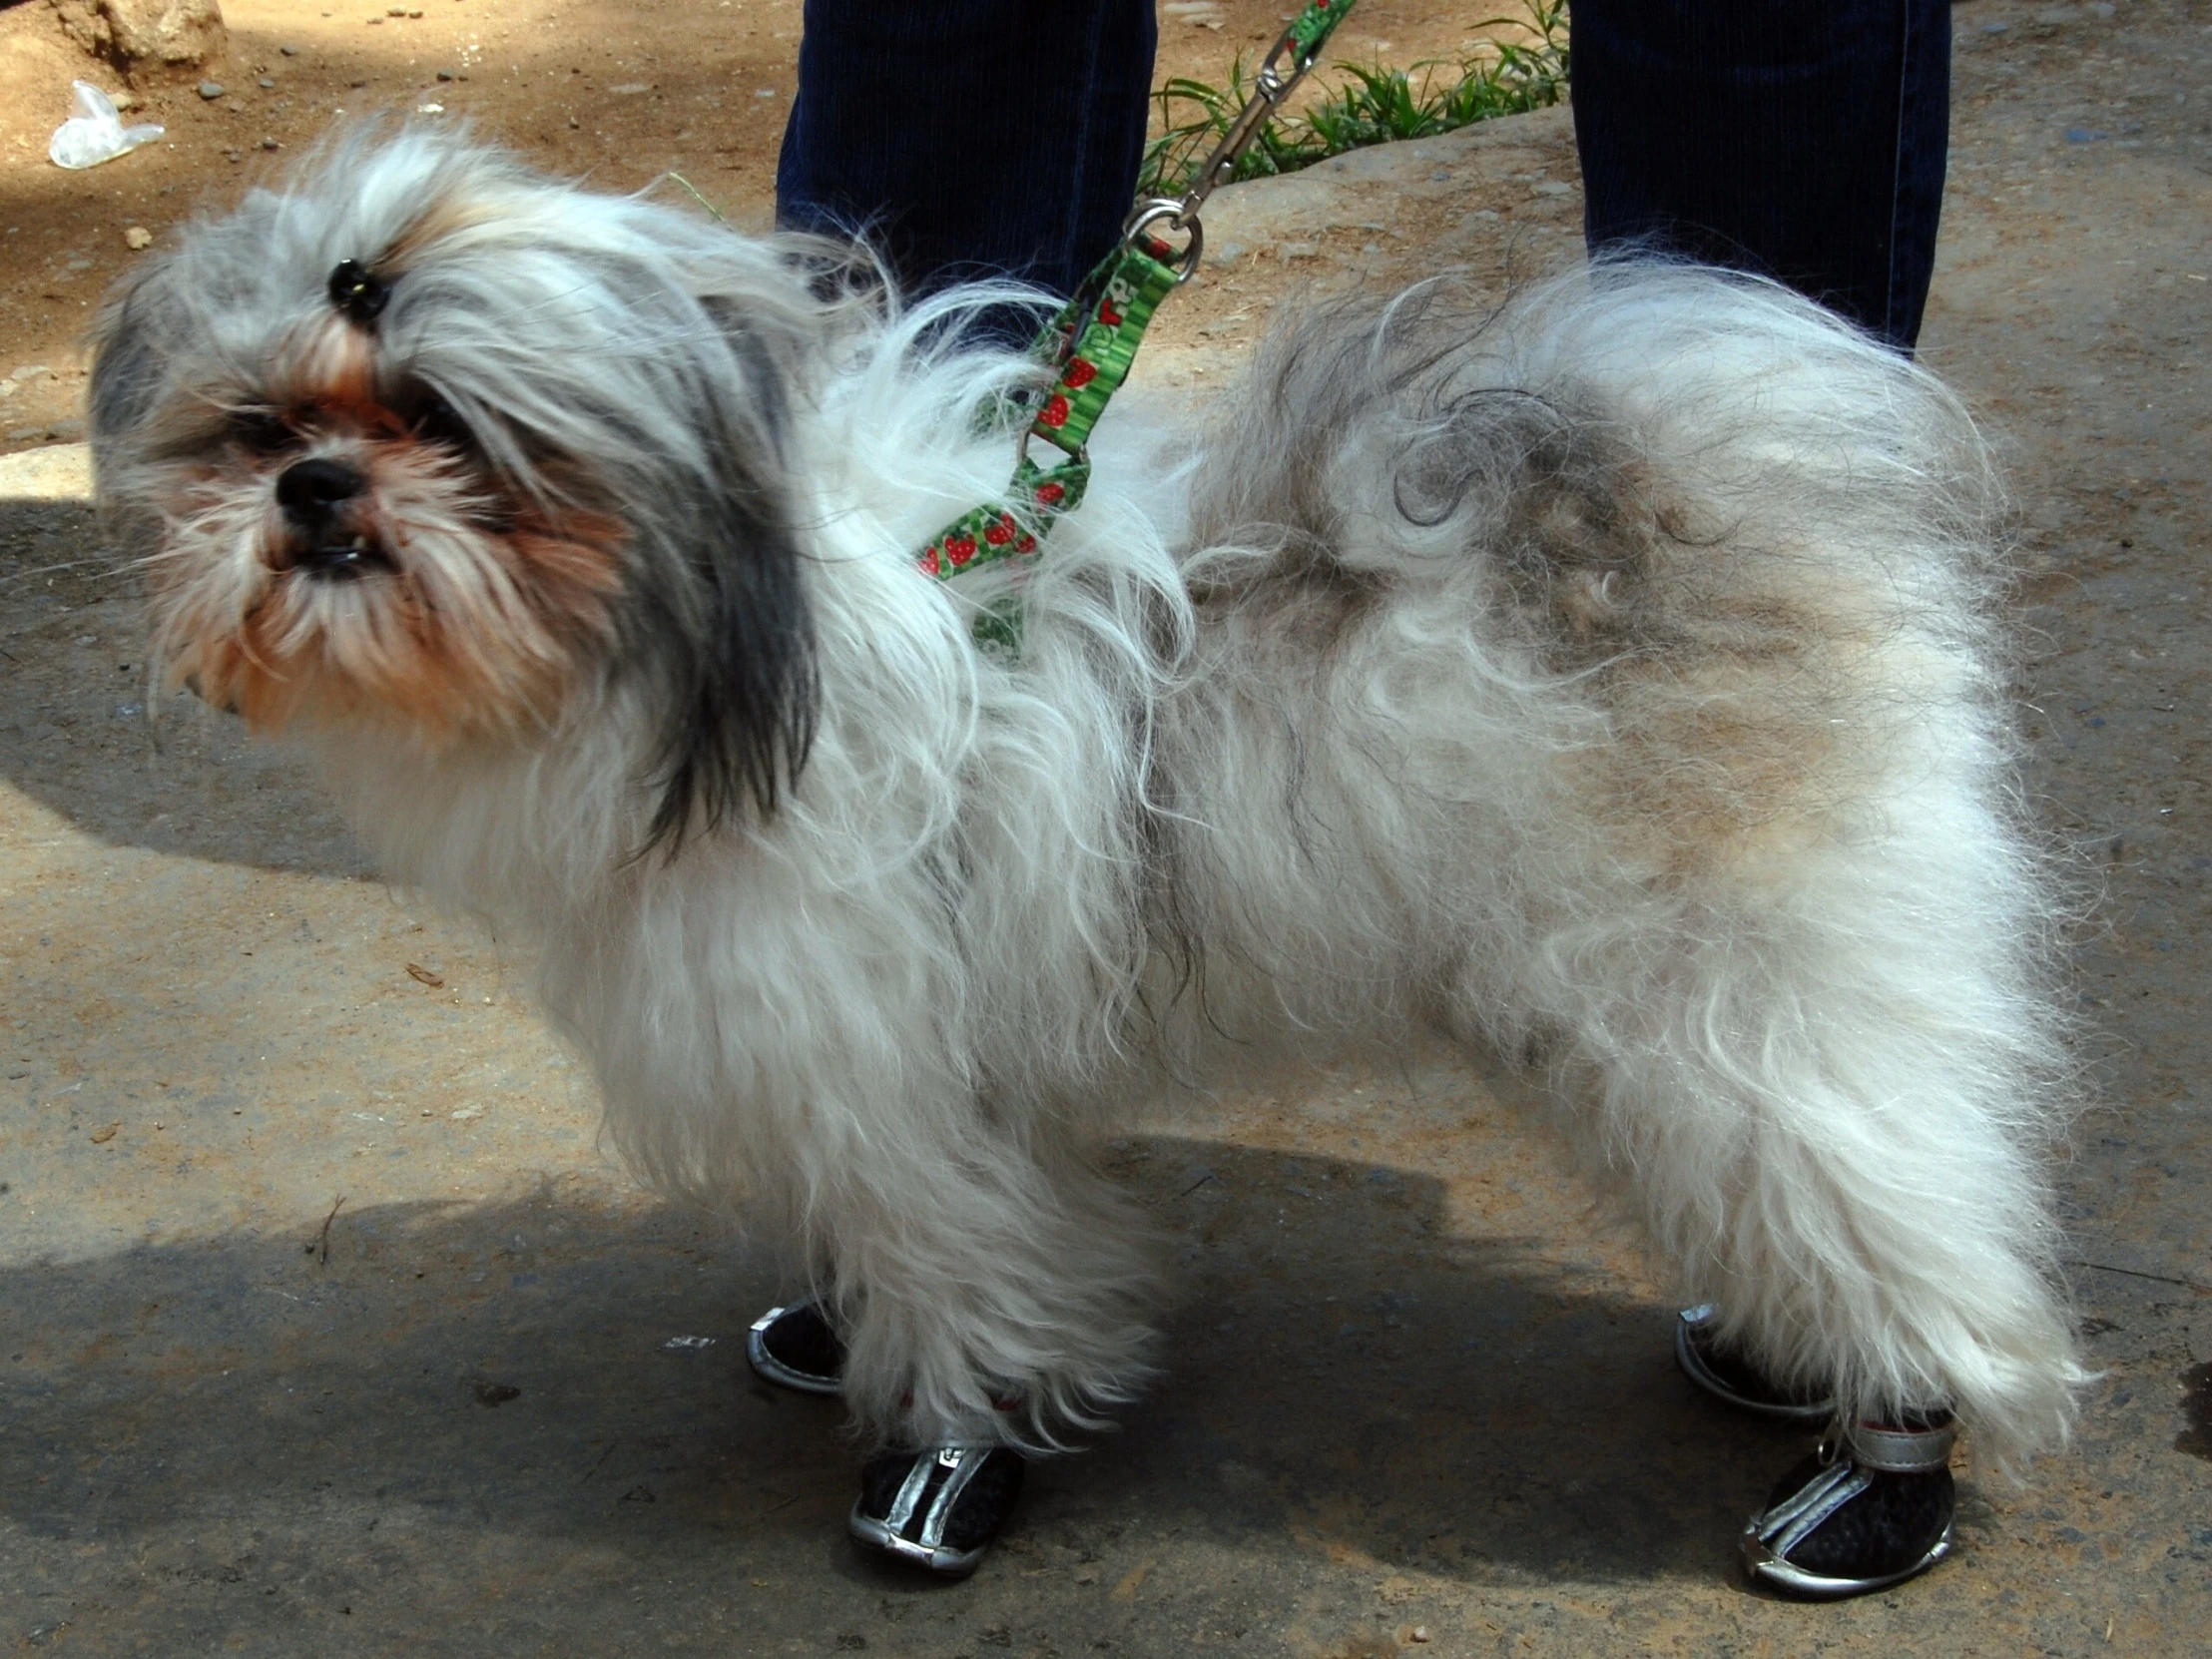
[50,0,226,79]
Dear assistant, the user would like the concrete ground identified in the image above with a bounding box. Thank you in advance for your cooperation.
[4,3,2210,1654]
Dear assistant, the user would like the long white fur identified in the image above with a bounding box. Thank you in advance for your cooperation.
[95,134,2084,1469]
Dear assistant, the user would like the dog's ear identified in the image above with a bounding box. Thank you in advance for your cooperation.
[85,255,199,564]
[88,256,181,453]
[629,317,819,858]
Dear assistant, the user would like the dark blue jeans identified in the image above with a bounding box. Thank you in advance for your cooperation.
[776,1,1948,349]
[775,0,1158,307]
[1570,0,1950,349]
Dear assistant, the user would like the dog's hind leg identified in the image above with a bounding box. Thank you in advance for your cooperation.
[1415,269,2088,1584]
[1514,697,2087,1451]
[1505,754,2084,1590]
[1581,907,2081,1458]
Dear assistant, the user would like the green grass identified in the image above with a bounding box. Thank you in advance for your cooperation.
[1137,2,1569,201]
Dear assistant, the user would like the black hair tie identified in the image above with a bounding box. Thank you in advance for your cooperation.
[328,260,392,327]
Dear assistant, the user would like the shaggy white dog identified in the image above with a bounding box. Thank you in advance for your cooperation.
[88,132,2081,1497]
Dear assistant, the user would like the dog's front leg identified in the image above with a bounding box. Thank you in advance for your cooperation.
[560,872,1160,1454]
[776,1077,1158,1576]
[815,1096,1159,1452]
[559,857,1158,1567]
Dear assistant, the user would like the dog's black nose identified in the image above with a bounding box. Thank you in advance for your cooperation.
[275,456,366,524]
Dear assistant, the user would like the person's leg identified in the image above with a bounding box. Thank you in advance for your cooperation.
[1568,0,1950,350]
[776,0,1158,306]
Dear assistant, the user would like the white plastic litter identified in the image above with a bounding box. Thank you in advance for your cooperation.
[49,81,165,171]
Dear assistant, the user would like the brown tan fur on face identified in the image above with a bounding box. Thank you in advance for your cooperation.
[177,427,627,743]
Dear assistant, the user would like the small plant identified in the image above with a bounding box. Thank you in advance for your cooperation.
[1138,1,1569,200]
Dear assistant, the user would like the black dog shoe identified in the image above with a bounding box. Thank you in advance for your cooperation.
[849,1445,1027,1578]
[1741,1417,1956,1598]
[747,1301,846,1396]
[1675,1304,1837,1423]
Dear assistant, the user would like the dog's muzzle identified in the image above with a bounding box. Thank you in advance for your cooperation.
[273,457,392,579]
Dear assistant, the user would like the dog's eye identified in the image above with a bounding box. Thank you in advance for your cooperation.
[408,392,477,456]
[228,407,295,455]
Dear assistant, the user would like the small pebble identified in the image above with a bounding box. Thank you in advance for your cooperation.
[436,68,454,81]
[260,137,280,150]
[280,43,299,55]
[124,226,152,250]
[258,76,276,89]
[197,81,226,100]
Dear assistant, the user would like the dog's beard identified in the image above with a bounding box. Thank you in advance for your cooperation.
[141,398,626,744]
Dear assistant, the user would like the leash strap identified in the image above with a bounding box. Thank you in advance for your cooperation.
[916,0,1361,647]
[915,234,1181,588]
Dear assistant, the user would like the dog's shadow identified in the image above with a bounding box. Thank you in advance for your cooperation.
[0,496,369,877]
[0,1140,1806,1608]
[1049,1132,1800,1587]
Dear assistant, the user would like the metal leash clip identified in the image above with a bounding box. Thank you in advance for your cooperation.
[1122,0,1358,280]
[915,0,1360,649]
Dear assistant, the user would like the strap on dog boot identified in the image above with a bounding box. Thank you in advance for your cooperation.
[747,1301,846,1395]
[849,1444,1028,1578]
[1741,1413,1956,1598]
[1675,1304,1837,1422]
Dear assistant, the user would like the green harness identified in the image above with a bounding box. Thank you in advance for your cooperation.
[915,0,1360,651]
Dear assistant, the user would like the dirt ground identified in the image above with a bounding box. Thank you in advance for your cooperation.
[3,1,2212,1656]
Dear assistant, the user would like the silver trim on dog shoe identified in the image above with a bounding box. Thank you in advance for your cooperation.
[847,1446,1005,1578]
[1674,1305,1837,1422]
[1751,1457,1871,1558]
[1742,1513,1952,1601]
[1741,1432,1955,1599]
[746,1303,844,1396]
[1847,1417,1956,1474]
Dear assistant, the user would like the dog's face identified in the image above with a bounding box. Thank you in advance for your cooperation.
[91,129,830,845]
